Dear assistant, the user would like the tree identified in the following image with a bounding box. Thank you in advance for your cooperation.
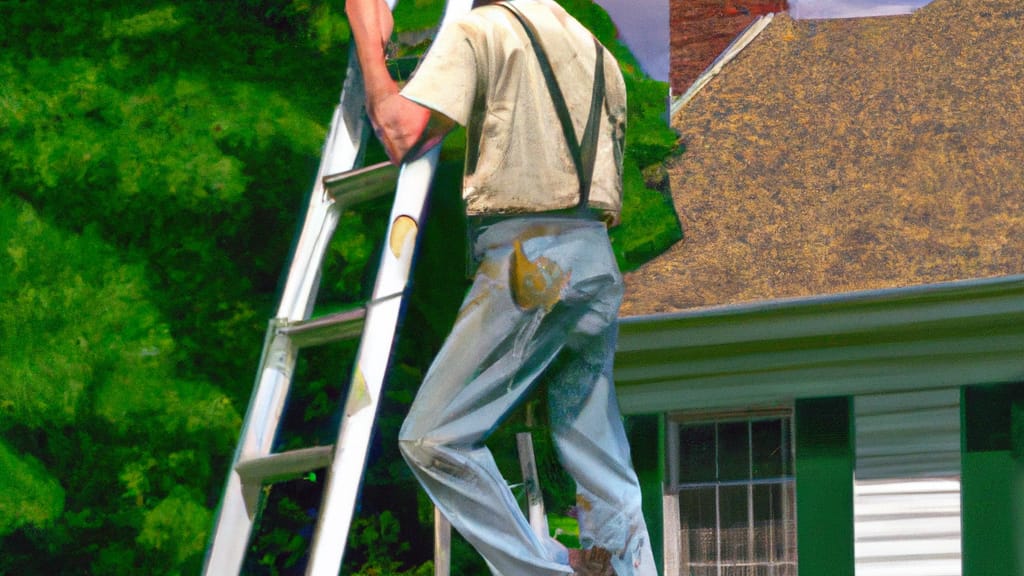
[0,0,679,572]
[0,195,240,574]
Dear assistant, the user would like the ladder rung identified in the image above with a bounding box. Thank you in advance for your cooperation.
[277,307,366,348]
[236,445,334,486]
[323,161,399,206]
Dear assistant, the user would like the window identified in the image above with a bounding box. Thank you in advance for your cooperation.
[665,411,797,576]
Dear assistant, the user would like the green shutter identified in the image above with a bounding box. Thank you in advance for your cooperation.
[961,385,1024,576]
[796,397,854,576]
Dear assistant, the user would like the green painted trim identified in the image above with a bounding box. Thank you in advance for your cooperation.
[962,385,1024,576]
[1016,398,1024,576]
[626,414,663,575]
[615,275,1024,414]
[795,397,854,576]
[656,413,665,575]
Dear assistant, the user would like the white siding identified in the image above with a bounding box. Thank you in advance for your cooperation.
[854,390,961,576]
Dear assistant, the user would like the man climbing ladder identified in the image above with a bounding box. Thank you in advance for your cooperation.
[347,0,657,574]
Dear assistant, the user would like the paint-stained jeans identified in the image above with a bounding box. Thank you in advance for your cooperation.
[399,216,657,576]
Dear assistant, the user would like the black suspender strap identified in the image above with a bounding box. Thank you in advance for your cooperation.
[498,1,605,210]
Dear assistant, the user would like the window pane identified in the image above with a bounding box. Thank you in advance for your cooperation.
[718,421,750,481]
[679,487,717,575]
[782,482,798,568]
[751,419,785,479]
[672,415,798,576]
[679,423,716,483]
[752,483,798,566]
[719,485,751,565]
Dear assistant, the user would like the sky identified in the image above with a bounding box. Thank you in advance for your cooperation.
[590,0,935,84]
[593,0,670,82]
[789,0,933,19]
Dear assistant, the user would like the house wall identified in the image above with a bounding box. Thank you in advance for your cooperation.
[853,389,962,576]
[643,388,1023,575]
[618,276,1024,574]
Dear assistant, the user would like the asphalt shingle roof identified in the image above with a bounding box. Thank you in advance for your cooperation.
[622,0,1024,316]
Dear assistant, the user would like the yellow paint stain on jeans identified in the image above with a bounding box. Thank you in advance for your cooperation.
[510,239,568,311]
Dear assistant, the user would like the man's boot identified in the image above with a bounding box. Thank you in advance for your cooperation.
[568,547,615,576]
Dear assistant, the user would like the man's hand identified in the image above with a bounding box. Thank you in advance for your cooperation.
[346,0,451,164]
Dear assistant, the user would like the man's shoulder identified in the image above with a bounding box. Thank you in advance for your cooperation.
[461,1,568,34]
[435,3,512,48]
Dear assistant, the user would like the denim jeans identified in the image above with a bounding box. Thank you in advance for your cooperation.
[399,216,656,575]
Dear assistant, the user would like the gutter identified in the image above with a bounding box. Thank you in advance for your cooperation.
[614,274,1024,414]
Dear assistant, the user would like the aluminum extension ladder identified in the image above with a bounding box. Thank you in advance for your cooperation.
[203,1,473,573]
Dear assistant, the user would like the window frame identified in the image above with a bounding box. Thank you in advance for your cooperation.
[664,407,797,576]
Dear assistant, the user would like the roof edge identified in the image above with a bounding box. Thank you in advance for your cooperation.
[615,274,1024,414]
[670,13,774,116]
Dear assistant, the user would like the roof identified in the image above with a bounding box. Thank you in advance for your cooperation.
[621,0,1024,317]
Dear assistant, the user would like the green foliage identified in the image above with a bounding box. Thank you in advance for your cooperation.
[0,441,65,536]
[555,0,619,45]
[1,1,352,399]
[0,195,241,573]
[610,159,681,270]
[137,486,214,570]
[0,0,679,572]
[622,75,680,169]
[549,514,582,548]
[249,485,315,575]
[348,511,434,576]
[392,0,447,33]
[103,5,190,38]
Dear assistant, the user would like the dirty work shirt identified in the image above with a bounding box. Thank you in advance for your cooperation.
[400,0,627,217]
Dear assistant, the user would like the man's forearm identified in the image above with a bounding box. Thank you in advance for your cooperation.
[346,0,399,113]
[346,0,447,163]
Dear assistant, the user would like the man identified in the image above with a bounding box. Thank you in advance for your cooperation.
[346,1,656,574]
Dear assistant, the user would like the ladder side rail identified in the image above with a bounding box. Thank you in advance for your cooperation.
[204,321,282,575]
[206,0,474,573]
[277,0,408,322]
[434,509,452,576]
[305,148,440,576]
[516,431,550,540]
[204,43,371,575]
[277,36,379,322]
[307,3,474,572]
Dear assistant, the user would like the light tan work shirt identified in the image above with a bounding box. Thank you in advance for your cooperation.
[400,0,627,219]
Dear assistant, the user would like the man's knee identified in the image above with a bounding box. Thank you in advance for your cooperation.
[399,434,472,483]
[398,417,447,470]
[398,434,431,465]
[398,418,430,463]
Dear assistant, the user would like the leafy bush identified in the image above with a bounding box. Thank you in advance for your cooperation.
[0,195,240,574]
[0,0,679,572]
